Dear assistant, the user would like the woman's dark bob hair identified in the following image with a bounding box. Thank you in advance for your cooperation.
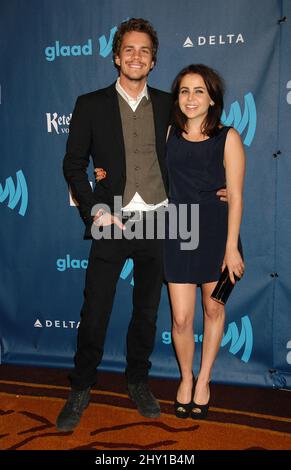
[172,64,225,137]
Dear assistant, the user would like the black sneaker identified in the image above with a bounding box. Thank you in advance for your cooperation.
[56,387,91,431]
[127,382,160,418]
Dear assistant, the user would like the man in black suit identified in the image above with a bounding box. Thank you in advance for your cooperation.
[56,18,173,431]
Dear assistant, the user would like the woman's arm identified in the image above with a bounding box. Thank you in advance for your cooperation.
[222,128,246,283]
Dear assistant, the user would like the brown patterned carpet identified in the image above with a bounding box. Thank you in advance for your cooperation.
[0,364,291,451]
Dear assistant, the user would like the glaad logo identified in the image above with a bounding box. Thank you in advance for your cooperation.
[0,170,28,216]
[46,112,72,134]
[183,33,244,47]
[220,315,253,363]
[99,26,117,58]
[222,93,257,146]
[162,315,253,363]
[56,254,134,285]
[44,22,125,61]
[98,21,130,57]
[45,40,93,62]
[34,319,80,329]
[120,258,134,286]
[56,255,88,272]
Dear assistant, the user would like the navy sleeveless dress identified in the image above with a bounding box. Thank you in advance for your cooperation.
[164,126,242,284]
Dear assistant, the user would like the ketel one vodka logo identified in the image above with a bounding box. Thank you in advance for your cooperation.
[46,112,72,135]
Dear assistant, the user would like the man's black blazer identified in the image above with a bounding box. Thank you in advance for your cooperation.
[63,82,173,239]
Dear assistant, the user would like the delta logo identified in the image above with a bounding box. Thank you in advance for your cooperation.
[34,319,80,329]
[183,32,245,48]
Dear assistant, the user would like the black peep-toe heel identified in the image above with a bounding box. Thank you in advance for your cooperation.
[190,401,209,419]
[174,400,194,419]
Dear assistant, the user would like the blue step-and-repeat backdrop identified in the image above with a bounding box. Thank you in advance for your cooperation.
[1,0,291,388]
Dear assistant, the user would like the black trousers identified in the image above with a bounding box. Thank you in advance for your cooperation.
[69,222,164,390]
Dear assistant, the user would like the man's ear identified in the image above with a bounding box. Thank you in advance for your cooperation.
[115,55,121,67]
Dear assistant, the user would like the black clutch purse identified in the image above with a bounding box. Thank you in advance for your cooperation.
[211,267,241,305]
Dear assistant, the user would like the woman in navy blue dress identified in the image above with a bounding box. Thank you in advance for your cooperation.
[164,64,245,419]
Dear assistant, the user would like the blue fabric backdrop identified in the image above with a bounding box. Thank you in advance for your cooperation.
[1,0,290,388]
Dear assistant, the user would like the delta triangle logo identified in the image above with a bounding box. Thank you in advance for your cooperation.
[34,319,43,328]
[183,36,194,47]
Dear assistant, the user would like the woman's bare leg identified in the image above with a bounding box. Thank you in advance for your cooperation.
[194,281,225,406]
[169,283,196,403]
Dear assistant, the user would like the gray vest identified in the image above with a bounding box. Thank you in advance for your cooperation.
[118,94,167,207]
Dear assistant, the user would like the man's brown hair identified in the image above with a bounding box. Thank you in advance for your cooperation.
[112,18,159,67]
